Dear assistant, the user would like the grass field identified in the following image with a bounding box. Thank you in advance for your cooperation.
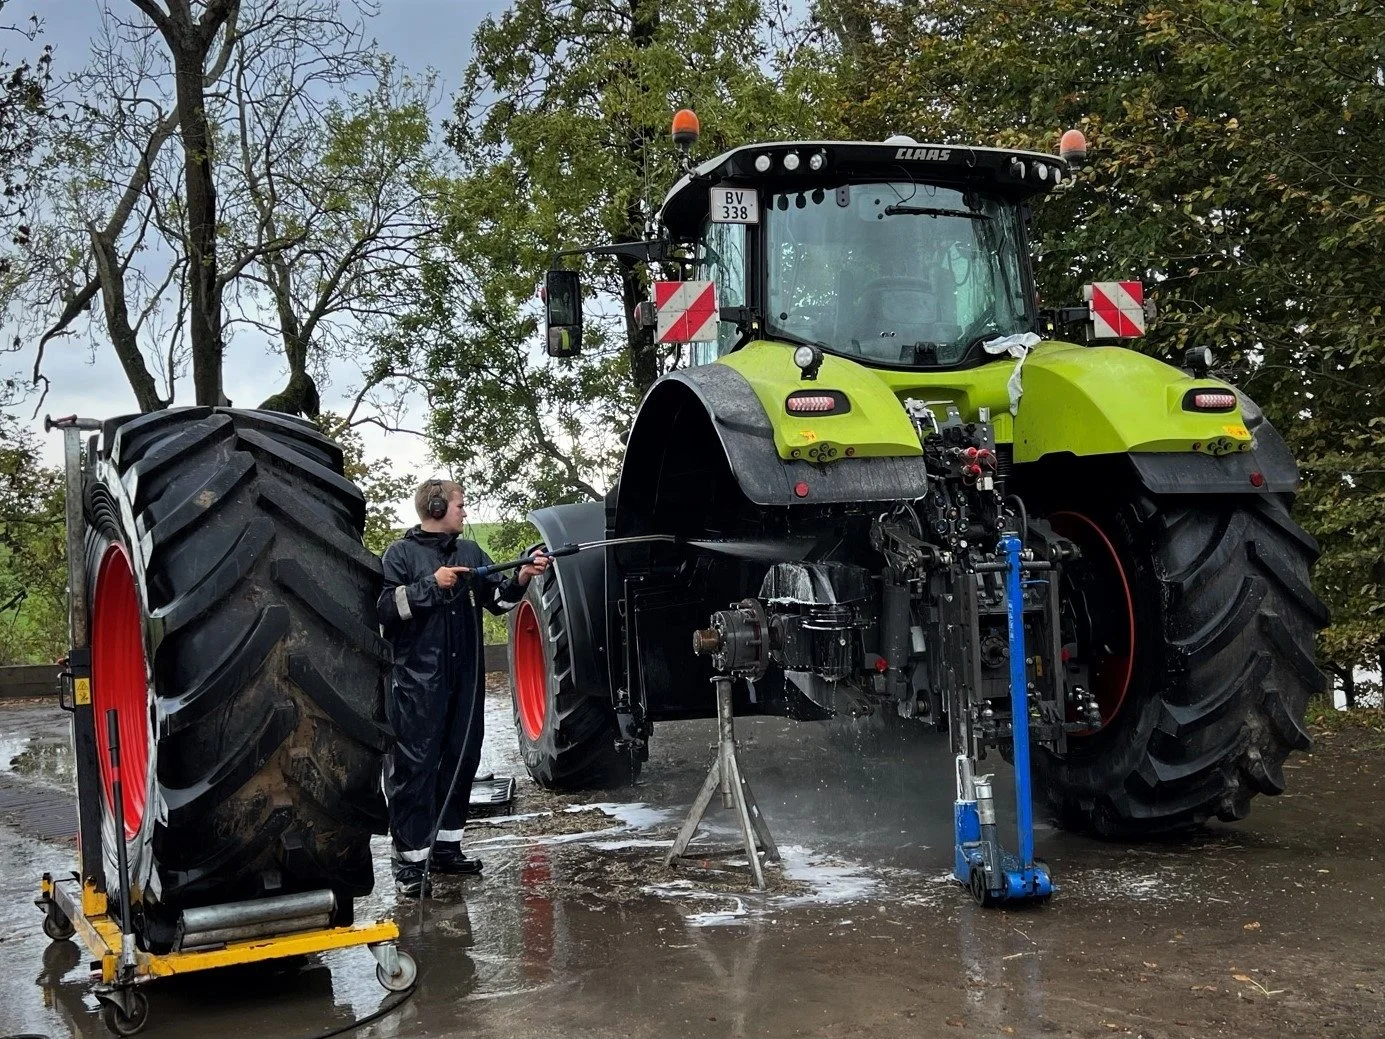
[465,521,502,557]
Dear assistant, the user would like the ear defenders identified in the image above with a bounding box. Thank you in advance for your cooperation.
[425,480,449,521]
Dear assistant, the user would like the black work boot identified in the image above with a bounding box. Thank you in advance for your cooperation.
[394,861,433,899]
[430,841,483,876]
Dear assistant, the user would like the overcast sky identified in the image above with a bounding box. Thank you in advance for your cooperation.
[2,0,510,523]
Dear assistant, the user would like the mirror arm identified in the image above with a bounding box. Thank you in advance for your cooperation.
[549,239,674,267]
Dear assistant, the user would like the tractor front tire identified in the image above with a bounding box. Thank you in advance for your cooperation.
[85,408,389,936]
[1036,494,1328,837]
[509,568,635,790]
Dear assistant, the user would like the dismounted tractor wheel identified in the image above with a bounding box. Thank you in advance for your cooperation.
[508,566,636,790]
[1036,493,1328,837]
[84,408,390,942]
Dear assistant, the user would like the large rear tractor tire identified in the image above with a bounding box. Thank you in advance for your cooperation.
[1036,493,1328,837]
[508,567,635,790]
[85,408,389,942]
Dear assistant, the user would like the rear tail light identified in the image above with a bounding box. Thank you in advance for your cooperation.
[1183,389,1237,412]
[786,390,849,414]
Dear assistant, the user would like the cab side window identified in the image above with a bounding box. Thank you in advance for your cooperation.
[690,220,748,366]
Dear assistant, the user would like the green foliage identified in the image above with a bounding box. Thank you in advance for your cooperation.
[486,519,541,564]
[829,0,1385,681]
[390,0,836,524]
[470,520,540,646]
[0,414,66,664]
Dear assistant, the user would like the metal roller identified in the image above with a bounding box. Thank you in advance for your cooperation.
[179,890,336,940]
[179,913,333,951]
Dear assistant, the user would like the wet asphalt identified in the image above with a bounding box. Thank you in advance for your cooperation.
[0,685,1382,1039]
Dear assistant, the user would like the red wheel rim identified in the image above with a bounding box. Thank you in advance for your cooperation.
[91,543,149,838]
[1049,511,1136,731]
[514,599,548,742]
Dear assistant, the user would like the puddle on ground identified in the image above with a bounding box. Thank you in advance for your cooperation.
[0,724,75,786]
[4,690,1383,1038]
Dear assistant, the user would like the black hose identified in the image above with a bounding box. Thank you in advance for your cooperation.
[1005,494,1029,544]
[297,985,417,1039]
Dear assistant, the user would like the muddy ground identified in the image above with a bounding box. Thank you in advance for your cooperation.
[0,681,1381,1038]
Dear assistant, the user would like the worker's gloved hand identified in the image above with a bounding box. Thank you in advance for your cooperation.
[434,565,471,589]
[517,551,551,586]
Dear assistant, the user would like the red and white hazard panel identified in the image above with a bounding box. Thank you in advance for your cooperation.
[655,280,719,344]
[1085,281,1146,339]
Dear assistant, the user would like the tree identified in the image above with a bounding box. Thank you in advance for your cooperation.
[2,0,441,429]
[0,1,55,262]
[399,0,835,520]
[128,0,239,405]
[823,0,1385,690]
[222,39,443,419]
[0,412,65,665]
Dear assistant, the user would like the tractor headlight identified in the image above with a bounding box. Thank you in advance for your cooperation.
[783,152,801,171]
[808,150,827,171]
[1184,346,1214,375]
[754,153,772,173]
[792,344,824,381]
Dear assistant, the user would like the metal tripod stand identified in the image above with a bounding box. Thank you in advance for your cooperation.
[665,675,780,889]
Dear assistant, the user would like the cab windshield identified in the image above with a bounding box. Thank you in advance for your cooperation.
[765,181,1032,367]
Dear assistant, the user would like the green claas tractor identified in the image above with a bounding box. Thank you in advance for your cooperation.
[506,117,1328,844]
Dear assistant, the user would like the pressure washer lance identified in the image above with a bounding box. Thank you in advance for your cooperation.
[470,532,819,579]
[471,533,689,578]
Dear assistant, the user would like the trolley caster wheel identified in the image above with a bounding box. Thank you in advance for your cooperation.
[100,990,149,1036]
[968,867,995,907]
[376,950,417,992]
[42,904,75,941]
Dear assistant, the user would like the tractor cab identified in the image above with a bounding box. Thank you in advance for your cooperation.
[543,130,1078,370]
[663,139,1068,369]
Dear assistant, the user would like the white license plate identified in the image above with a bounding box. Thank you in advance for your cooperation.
[709,186,759,224]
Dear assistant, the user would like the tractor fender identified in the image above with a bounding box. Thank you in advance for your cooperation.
[1011,345,1301,494]
[616,363,930,515]
[1124,417,1300,494]
[527,501,611,700]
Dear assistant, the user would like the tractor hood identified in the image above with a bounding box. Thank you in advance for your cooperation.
[614,337,1298,518]
[660,140,1070,238]
[723,339,1265,462]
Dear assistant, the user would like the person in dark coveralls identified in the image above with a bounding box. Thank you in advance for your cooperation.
[377,478,548,898]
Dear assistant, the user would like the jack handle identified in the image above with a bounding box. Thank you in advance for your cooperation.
[105,709,136,968]
[44,414,102,433]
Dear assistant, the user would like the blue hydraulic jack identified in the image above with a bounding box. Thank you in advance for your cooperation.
[953,534,1055,906]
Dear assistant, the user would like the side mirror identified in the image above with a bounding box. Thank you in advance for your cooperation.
[544,269,583,358]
